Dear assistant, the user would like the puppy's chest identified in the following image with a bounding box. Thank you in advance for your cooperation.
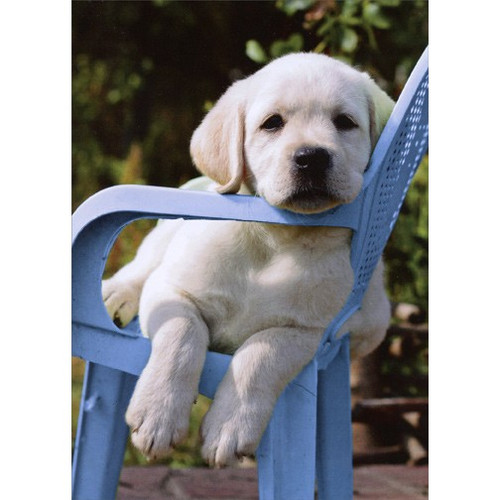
[199,244,353,346]
[248,250,346,300]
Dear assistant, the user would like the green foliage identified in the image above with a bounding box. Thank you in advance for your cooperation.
[246,0,428,98]
[247,32,305,63]
[72,54,148,208]
[277,0,316,16]
[245,39,269,64]
[385,157,428,312]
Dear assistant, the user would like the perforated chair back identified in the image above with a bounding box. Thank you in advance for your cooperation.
[316,49,428,368]
[72,47,428,500]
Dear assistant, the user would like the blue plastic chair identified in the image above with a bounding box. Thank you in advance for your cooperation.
[72,48,428,500]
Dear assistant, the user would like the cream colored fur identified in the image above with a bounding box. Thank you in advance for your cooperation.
[102,53,393,466]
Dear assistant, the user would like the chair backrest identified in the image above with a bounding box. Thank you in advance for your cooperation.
[352,47,428,294]
[316,47,428,367]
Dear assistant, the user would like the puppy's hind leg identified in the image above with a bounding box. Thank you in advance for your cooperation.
[102,219,184,327]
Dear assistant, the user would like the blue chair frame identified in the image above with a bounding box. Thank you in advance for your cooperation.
[72,48,428,500]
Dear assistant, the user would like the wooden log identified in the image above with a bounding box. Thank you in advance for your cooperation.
[353,445,409,466]
[352,397,428,423]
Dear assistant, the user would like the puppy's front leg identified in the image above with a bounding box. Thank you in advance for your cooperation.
[126,300,209,460]
[201,328,320,467]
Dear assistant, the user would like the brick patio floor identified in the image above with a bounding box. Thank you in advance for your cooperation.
[117,464,428,499]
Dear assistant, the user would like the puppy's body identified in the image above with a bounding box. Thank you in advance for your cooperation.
[102,53,394,466]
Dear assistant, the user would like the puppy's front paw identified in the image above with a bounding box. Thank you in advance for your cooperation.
[102,278,140,327]
[201,400,269,467]
[125,378,192,461]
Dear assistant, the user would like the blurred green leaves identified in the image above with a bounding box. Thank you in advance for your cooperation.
[72,54,150,208]
[246,33,304,64]
[276,0,315,16]
[341,27,359,53]
[245,40,268,64]
[247,0,426,74]
[385,156,428,311]
[362,2,391,30]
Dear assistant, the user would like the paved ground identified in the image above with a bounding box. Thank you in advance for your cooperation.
[117,464,428,499]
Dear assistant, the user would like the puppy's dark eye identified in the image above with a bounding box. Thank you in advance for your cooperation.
[261,114,284,131]
[334,114,358,131]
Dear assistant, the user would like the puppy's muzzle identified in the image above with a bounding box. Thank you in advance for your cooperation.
[293,147,332,180]
[284,146,340,213]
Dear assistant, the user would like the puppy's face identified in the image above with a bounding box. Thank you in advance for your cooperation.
[191,53,394,214]
[244,58,375,213]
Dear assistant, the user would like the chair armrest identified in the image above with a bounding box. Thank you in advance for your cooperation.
[73,185,361,242]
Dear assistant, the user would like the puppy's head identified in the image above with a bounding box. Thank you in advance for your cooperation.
[190,53,394,214]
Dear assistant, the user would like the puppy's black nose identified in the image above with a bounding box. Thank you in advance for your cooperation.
[293,147,331,172]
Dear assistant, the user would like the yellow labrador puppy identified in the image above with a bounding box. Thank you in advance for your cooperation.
[102,53,394,467]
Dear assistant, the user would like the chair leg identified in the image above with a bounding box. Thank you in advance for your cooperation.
[72,361,137,500]
[257,360,318,500]
[316,335,353,500]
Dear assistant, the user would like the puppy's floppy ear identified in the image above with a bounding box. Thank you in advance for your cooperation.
[190,79,247,194]
[362,73,395,149]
